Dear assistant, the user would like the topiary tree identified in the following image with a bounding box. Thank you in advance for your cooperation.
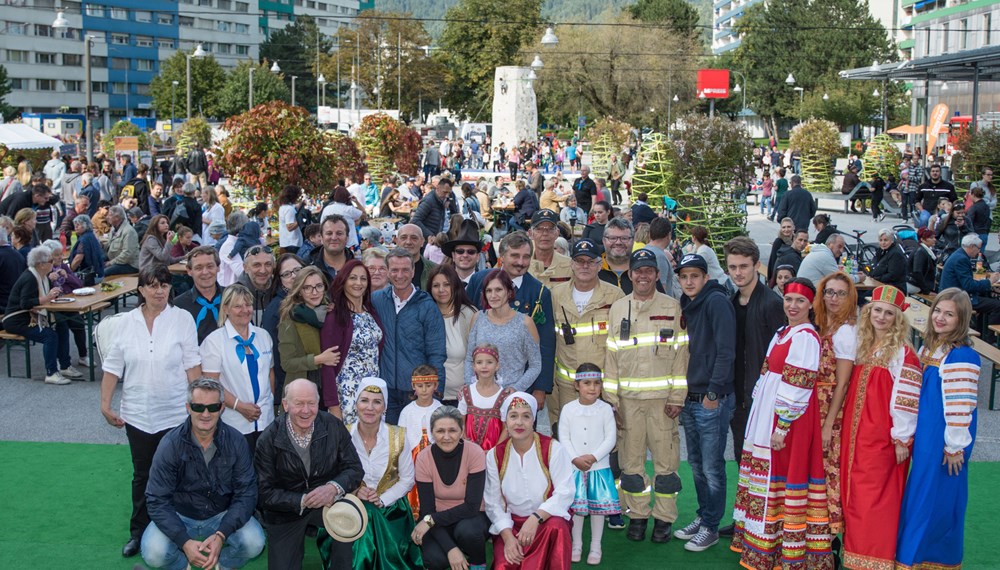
[216,101,337,202]
[101,120,151,156]
[789,119,841,192]
[354,113,421,183]
[630,132,674,211]
[666,113,752,254]
[588,117,632,178]
[323,131,366,183]
[175,116,213,154]
[862,133,902,181]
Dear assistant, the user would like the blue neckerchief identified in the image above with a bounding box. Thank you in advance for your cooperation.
[235,332,261,431]
[195,293,221,329]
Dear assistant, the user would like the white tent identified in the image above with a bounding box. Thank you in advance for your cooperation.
[0,124,63,150]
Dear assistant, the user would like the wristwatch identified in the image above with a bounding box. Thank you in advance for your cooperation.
[706,392,718,402]
[423,514,435,528]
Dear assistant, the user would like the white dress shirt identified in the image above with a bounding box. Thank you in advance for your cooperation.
[102,305,201,434]
[350,422,415,506]
[484,437,575,534]
[201,320,275,434]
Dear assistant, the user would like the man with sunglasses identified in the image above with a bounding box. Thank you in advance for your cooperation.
[174,246,226,344]
[441,218,484,284]
[141,378,265,570]
[236,245,275,327]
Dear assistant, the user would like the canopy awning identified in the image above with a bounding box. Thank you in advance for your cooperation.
[0,124,64,150]
[839,45,1000,83]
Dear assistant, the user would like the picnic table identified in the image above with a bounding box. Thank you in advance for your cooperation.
[37,276,139,382]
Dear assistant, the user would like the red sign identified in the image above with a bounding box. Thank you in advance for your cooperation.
[697,69,730,99]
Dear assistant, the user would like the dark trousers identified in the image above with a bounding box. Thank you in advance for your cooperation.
[265,509,352,570]
[901,192,916,220]
[973,296,1000,325]
[610,179,623,204]
[730,400,750,459]
[871,188,884,218]
[385,387,410,424]
[421,513,490,570]
[125,423,172,539]
[105,263,138,276]
[54,313,87,358]
[244,431,261,455]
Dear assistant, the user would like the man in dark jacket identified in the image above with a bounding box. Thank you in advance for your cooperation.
[631,192,658,225]
[187,144,209,189]
[410,177,459,238]
[916,164,956,228]
[0,183,51,218]
[573,166,597,214]
[255,379,363,569]
[142,378,265,570]
[776,175,816,232]
[675,253,736,552]
[371,248,447,423]
[774,229,808,275]
[119,154,138,189]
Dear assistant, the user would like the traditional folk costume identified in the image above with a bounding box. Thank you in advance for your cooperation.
[320,377,422,570]
[460,348,515,451]
[732,286,834,570]
[485,392,575,570]
[815,322,855,534]
[896,344,979,570]
[398,375,442,519]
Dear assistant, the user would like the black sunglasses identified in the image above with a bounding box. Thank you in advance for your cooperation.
[245,245,273,258]
[190,402,223,413]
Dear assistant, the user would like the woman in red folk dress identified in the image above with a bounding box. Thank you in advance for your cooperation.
[840,286,921,570]
[732,278,834,570]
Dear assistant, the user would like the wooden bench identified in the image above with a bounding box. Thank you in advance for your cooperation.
[809,182,872,214]
[914,293,937,306]
[0,329,31,379]
[971,337,1000,410]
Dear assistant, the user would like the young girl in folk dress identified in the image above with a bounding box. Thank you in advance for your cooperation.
[813,273,858,543]
[398,365,443,519]
[840,286,922,570]
[558,363,620,566]
[459,344,513,451]
[732,278,834,570]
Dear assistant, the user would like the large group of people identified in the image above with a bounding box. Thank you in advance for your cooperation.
[0,140,987,570]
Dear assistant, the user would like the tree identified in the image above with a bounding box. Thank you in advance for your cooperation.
[259,15,333,112]
[175,117,213,154]
[534,10,699,125]
[628,0,701,39]
[101,121,151,155]
[732,0,896,137]
[323,11,448,120]
[0,64,16,122]
[437,0,544,119]
[215,61,291,118]
[216,101,337,202]
[148,52,226,120]
[789,119,841,192]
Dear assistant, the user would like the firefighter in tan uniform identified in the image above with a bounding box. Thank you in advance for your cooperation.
[528,209,573,288]
[548,238,625,431]
[604,248,689,544]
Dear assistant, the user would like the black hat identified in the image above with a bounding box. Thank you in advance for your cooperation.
[675,253,708,274]
[442,219,483,256]
[629,248,659,271]
[530,209,559,227]
[571,238,600,259]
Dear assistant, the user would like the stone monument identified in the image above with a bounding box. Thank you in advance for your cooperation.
[491,66,537,152]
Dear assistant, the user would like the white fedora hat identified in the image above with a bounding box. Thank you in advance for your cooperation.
[322,493,369,543]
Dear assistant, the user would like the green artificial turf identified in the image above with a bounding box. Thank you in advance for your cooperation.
[0,440,995,569]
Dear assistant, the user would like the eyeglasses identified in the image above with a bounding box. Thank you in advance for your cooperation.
[823,289,848,298]
[366,265,388,273]
[604,235,631,243]
[279,266,302,279]
[245,245,272,258]
[572,258,601,267]
[302,283,326,294]
[453,247,478,255]
[532,225,558,235]
[190,402,223,413]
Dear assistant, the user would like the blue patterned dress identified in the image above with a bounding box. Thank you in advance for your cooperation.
[337,311,383,426]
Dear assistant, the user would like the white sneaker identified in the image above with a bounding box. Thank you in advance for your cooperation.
[77,356,91,367]
[45,372,71,385]
[60,366,84,379]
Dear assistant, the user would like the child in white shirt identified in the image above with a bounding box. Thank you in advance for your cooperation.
[398,365,442,518]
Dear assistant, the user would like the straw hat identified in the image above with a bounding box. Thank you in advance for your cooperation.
[322,494,369,543]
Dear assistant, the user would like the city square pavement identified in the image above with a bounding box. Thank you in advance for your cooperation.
[0,201,997,462]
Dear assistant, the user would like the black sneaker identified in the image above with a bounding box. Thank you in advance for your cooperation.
[608,514,626,529]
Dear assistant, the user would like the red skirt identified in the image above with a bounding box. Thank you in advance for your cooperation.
[492,514,571,570]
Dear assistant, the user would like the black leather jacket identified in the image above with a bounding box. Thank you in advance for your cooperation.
[730,281,786,407]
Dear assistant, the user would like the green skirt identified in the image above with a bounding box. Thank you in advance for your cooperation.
[319,497,423,570]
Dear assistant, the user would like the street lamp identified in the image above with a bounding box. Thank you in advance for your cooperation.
[271,61,281,73]
[248,66,254,110]
[822,93,829,101]
[186,43,206,120]
[171,80,178,126]
[668,94,678,133]
[318,74,327,108]
[530,55,543,70]
[291,76,297,107]
[541,27,559,46]
[941,81,949,91]
[527,69,538,81]
[872,88,880,97]
[52,13,93,162]
[785,73,795,86]
[793,86,804,124]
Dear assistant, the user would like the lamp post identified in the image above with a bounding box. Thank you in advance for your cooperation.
[731,69,747,111]
[793,87,804,124]
[186,43,206,120]
[52,13,93,162]
[668,94,678,133]
[318,74,327,107]
[171,80,178,127]
[291,76,297,106]
[248,66,254,110]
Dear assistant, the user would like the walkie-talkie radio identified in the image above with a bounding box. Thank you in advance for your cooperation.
[619,301,632,342]
[560,307,576,345]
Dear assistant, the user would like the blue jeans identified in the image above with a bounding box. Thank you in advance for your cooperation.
[11,323,70,375]
[679,393,735,532]
[141,511,265,570]
[916,208,931,229]
[979,234,989,252]
[760,195,773,217]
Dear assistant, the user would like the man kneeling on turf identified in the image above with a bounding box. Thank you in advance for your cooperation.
[142,377,265,569]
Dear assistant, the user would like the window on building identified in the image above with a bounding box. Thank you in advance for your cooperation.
[34,24,52,37]
[217,44,232,54]
[92,82,108,93]
[111,82,126,94]
[91,56,107,67]
[180,0,194,4]
[158,14,174,25]
[135,11,152,23]
[135,35,153,47]
[987,14,993,46]
[235,23,249,34]
[58,27,78,40]
[218,0,232,8]
[6,49,29,63]
[159,38,175,49]
[2,22,26,36]
[307,1,315,8]
[236,2,249,12]
[960,19,968,50]
[110,8,127,20]
[318,2,326,10]
[36,52,57,64]
[236,45,249,55]
[136,59,154,71]
[37,79,57,91]
[942,22,949,53]
[10,78,24,90]
[112,57,129,70]
[179,16,194,28]
[295,0,302,5]
[112,33,129,45]
[217,21,232,32]
[135,84,150,95]
[63,53,83,66]
[85,4,103,16]
[200,0,213,4]
[201,43,214,52]
[64,80,83,92]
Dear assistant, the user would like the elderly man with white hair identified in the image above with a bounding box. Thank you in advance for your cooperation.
[940,233,1000,325]
[104,205,140,276]
[43,150,65,195]
[78,172,101,216]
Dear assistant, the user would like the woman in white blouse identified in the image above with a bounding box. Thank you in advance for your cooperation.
[485,391,575,569]
[427,264,478,406]
[201,284,275,452]
[333,376,422,569]
[99,263,202,558]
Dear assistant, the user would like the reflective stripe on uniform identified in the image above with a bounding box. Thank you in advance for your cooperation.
[606,332,690,352]
[555,321,610,338]
[614,376,688,390]
[555,361,575,382]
